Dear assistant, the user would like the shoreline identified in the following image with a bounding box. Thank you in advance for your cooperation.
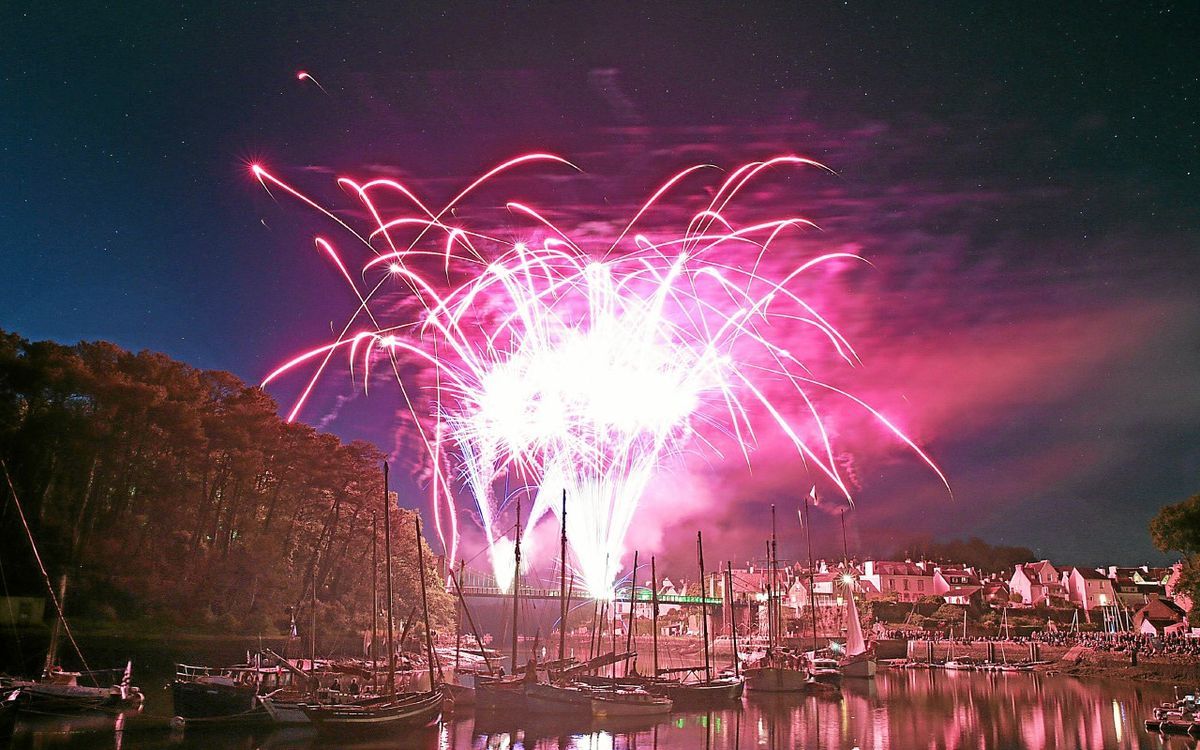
[7,627,1200,687]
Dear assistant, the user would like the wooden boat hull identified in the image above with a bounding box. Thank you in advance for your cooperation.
[443,681,476,708]
[659,676,745,705]
[590,691,672,716]
[14,683,144,714]
[0,690,17,738]
[171,680,261,721]
[744,667,809,693]
[524,683,594,714]
[259,696,310,725]
[839,655,876,679]
[475,676,527,711]
[303,690,442,735]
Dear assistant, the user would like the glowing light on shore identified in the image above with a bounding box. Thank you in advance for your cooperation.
[254,154,950,597]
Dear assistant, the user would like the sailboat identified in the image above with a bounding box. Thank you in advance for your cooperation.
[2,466,145,714]
[744,505,810,693]
[475,497,528,711]
[838,577,876,678]
[301,463,443,735]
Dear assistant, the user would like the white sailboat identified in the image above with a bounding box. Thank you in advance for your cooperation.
[839,582,875,678]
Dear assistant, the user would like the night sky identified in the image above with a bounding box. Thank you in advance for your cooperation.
[3,3,1198,571]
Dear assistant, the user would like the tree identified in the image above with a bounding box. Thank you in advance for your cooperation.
[1150,493,1200,619]
[0,328,452,638]
[1150,494,1200,555]
[890,536,1036,573]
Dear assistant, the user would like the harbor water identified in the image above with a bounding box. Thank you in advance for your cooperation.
[3,668,1195,749]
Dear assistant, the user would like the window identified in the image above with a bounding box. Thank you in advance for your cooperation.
[903,580,910,591]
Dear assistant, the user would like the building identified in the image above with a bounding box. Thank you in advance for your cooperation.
[860,560,935,603]
[1062,567,1117,611]
[1008,561,1067,606]
[1133,598,1188,636]
[932,567,984,607]
[1165,562,1194,613]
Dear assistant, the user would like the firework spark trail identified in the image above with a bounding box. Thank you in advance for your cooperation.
[296,70,329,95]
[255,154,951,598]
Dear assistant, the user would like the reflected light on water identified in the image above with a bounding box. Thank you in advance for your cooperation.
[2,672,1192,750]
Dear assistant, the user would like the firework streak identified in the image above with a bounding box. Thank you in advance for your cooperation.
[254,154,949,598]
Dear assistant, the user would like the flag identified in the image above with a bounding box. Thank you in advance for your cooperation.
[797,486,816,526]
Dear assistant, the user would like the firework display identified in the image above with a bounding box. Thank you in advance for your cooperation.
[255,154,948,598]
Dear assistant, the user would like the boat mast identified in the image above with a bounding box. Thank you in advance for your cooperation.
[698,531,711,682]
[727,561,740,677]
[41,574,67,678]
[383,461,396,698]
[510,497,522,675]
[371,513,379,691]
[415,515,440,689]
[770,504,779,645]
[559,489,568,663]
[624,551,639,676]
[454,559,462,676]
[764,541,774,651]
[311,546,319,673]
[840,510,849,565]
[803,493,818,648]
[651,556,660,677]
[447,564,495,675]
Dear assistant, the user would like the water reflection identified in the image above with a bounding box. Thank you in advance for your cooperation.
[4,672,1198,750]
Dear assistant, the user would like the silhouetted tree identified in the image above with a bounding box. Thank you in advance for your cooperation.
[0,329,451,636]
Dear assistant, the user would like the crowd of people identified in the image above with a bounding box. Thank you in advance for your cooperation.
[877,627,1200,661]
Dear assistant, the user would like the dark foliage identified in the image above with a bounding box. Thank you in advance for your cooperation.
[0,329,451,637]
[889,536,1036,574]
[1150,493,1200,621]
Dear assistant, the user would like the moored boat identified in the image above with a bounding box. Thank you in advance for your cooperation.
[11,665,144,714]
[171,660,295,723]
[744,665,810,693]
[302,688,443,735]
[524,682,594,713]
[0,689,18,738]
[657,674,745,704]
[590,687,672,716]
[943,657,980,671]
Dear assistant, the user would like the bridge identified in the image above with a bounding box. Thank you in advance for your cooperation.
[453,565,722,607]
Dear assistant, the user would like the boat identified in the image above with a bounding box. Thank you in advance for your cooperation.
[943,657,980,671]
[303,469,447,736]
[657,673,745,704]
[11,664,144,714]
[3,479,146,716]
[590,687,672,716]
[171,658,300,723]
[524,681,595,713]
[747,511,811,694]
[302,688,443,735]
[838,579,876,678]
[0,689,18,738]
[808,654,842,685]
[475,673,528,710]
[1145,692,1200,735]
[744,664,813,693]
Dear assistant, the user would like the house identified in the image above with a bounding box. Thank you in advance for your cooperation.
[1166,562,1194,613]
[932,567,984,607]
[1008,561,1067,606]
[981,578,1013,609]
[1062,567,1117,611]
[860,560,936,603]
[1133,598,1188,636]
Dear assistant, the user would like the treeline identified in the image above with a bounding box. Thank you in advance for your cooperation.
[889,536,1036,574]
[0,329,451,638]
